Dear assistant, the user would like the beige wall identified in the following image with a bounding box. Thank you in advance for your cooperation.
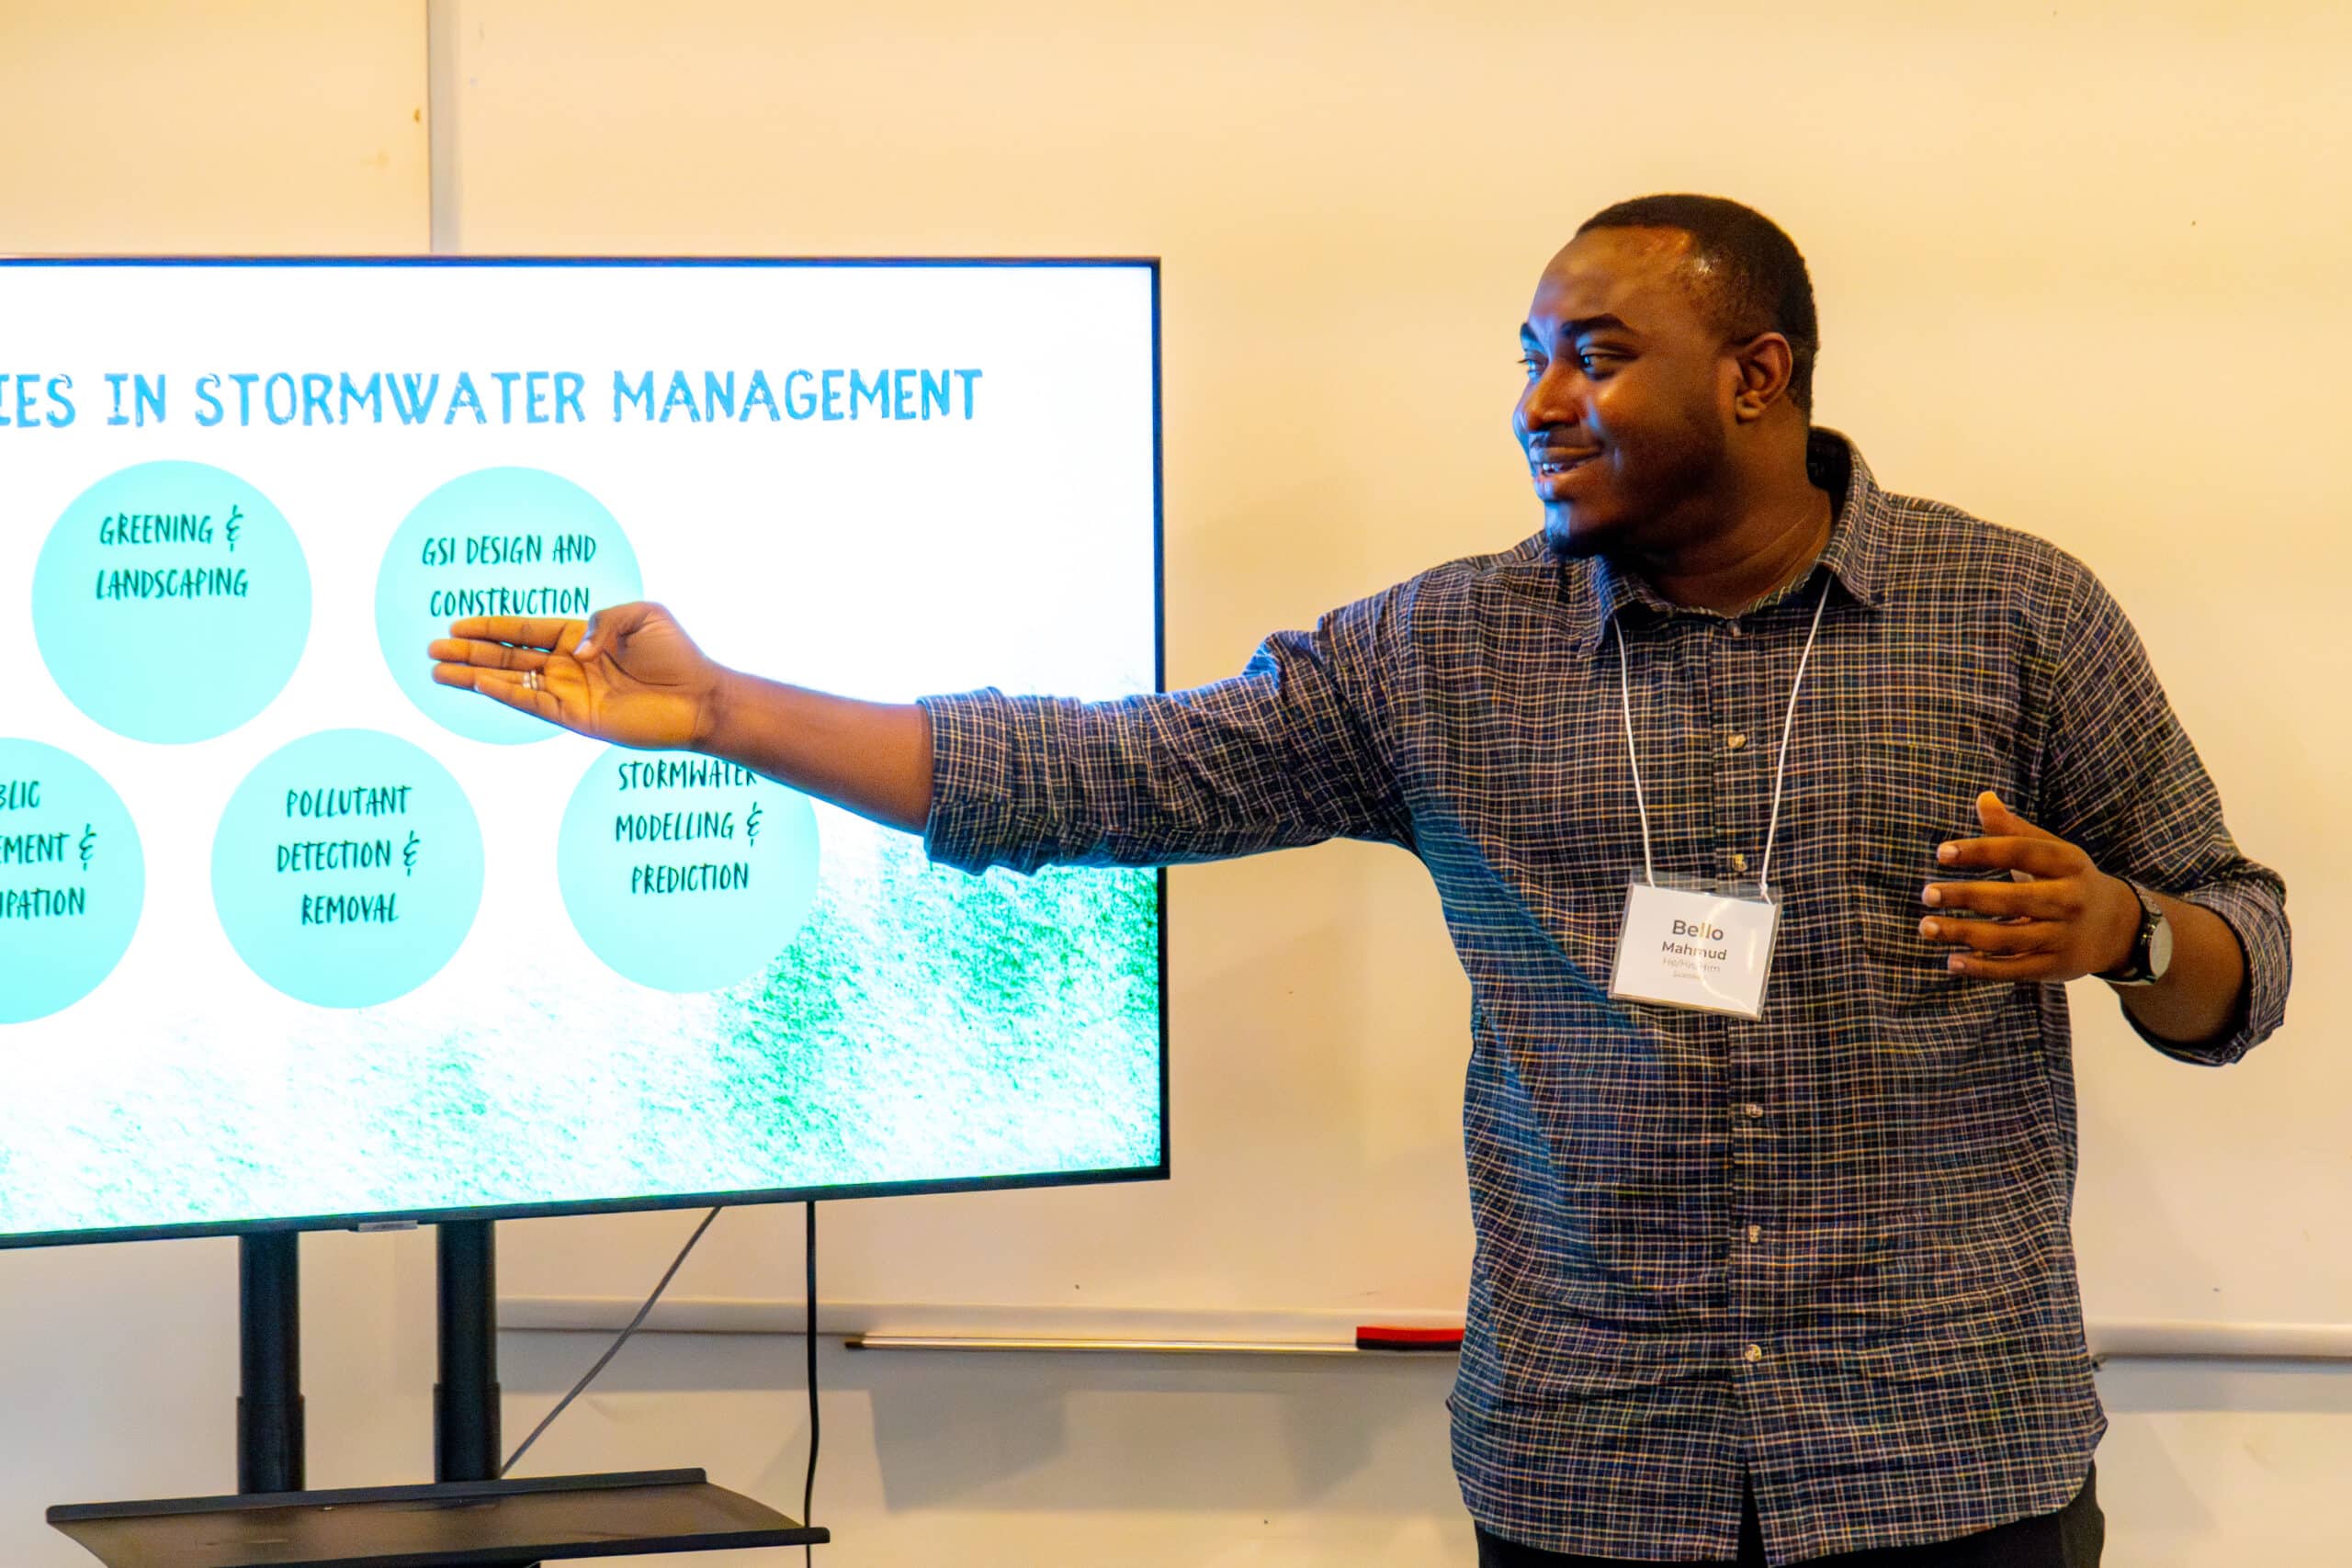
[4,2,2348,1563]
[0,0,425,254]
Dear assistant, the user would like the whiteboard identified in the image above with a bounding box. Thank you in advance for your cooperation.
[6,0,2332,1344]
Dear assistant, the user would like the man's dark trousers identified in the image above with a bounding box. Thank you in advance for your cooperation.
[1475,1466,2103,1567]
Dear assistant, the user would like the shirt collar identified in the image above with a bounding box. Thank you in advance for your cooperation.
[1538,426,1892,653]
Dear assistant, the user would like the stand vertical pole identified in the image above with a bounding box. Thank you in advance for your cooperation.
[236,1232,305,1495]
[435,1220,503,1483]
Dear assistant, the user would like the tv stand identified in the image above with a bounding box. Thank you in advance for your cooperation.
[48,1220,825,1567]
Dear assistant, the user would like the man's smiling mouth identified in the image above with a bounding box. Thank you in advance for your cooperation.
[1532,449,1600,479]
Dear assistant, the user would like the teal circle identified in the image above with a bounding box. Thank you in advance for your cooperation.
[32,460,311,743]
[558,750,821,993]
[0,740,145,1023]
[377,467,643,745]
[211,729,485,1009]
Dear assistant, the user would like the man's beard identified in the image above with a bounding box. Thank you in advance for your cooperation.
[1541,503,1626,561]
[1541,446,1724,564]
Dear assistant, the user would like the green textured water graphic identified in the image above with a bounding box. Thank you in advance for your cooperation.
[0,823,1161,1240]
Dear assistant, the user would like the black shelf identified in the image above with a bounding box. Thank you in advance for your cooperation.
[50,1222,823,1567]
[48,1468,827,1568]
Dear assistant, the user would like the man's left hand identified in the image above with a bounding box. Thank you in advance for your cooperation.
[1918,792,2141,983]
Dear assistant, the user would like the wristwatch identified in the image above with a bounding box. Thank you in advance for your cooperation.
[2101,879,2174,987]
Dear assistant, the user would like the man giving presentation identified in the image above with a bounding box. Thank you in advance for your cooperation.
[432,194,2290,1567]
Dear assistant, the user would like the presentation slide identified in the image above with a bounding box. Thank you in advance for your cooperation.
[0,259,1165,1246]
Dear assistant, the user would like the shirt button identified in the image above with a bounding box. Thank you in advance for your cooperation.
[1741,1102,1764,1120]
[1731,852,1750,874]
[1726,733,1748,750]
[1743,1343,1765,1363]
[1747,1224,1762,1244]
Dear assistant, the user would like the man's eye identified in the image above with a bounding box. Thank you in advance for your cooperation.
[1517,355,1543,373]
[1577,351,1620,374]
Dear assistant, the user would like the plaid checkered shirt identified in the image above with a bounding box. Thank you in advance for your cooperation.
[916,430,2291,1563]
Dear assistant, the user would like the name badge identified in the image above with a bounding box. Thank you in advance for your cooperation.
[1608,877,1782,1021]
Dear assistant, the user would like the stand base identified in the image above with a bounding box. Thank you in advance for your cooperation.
[48,1469,826,1568]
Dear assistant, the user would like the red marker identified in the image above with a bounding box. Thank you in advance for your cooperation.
[1354,1325,1464,1352]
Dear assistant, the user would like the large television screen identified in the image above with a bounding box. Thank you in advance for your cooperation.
[0,258,1165,1247]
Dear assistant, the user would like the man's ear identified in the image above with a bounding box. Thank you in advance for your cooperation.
[1727,332,1795,423]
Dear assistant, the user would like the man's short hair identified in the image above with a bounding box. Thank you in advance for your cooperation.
[1577,194,1820,416]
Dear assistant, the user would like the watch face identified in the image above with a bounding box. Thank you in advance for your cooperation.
[2148,912,2176,979]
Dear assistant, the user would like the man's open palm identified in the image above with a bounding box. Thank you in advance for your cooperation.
[427,602,723,751]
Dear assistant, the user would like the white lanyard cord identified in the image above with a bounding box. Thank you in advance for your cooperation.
[1614,576,1833,900]
[1756,580,1833,897]
[1615,606,1660,887]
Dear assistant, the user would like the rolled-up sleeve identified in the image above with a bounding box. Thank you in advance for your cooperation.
[2040,558,2290,1064]
[917,584,1417,877]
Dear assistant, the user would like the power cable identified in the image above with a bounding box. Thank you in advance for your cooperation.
[501,1206,722,1476]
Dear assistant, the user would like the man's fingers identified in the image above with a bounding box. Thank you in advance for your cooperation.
[575,601,662,660]
[1918,796,2105,986]
[426,637,549,672]
[447,615,583,651]
[1921,878,2075,920]
[454,669,564,725]
[1975,790,2060,841]
[1918,916,2064,956]
[1944,949,2063,982]
[1935,836,2081,879]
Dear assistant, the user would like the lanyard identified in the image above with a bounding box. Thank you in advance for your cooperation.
[1613,576,1833,901]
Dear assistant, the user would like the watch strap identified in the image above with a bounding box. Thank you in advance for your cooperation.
[2101,879,2165,987]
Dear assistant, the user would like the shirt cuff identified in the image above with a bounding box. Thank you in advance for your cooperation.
[2124,882,2290,1066]
[915,687,1045,877]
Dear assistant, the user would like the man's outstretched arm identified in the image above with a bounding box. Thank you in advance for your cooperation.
[430,588,1415,874]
